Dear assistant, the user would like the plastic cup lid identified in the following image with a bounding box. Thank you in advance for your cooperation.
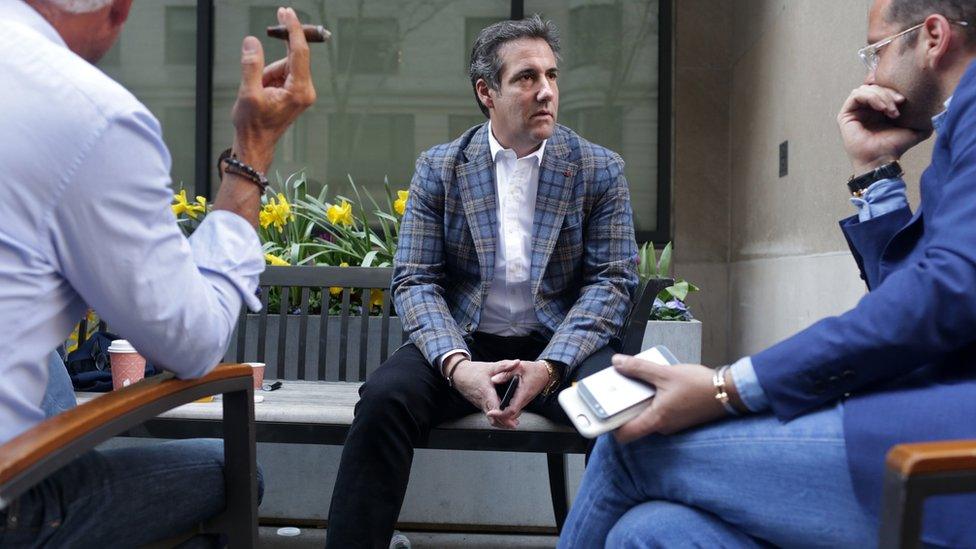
[276,526,301,537]
[107,339,136,353]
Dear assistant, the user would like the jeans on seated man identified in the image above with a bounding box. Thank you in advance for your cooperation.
[0,0,316,544]
[325,15,639,548]
[561,1,976,547]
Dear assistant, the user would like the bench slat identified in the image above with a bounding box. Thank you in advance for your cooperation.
[297,287,310,380]
[338,289,350,382]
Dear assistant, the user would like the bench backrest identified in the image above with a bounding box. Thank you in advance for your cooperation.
[71,267,672,383]
[227,265,400,382]
[228,267,671,382]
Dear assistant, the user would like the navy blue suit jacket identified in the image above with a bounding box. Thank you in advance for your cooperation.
[752,62,976,546]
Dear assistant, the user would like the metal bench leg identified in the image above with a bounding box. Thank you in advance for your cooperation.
[547,453,569,533]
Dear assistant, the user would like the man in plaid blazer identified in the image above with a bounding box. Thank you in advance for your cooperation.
[327,15,638,547]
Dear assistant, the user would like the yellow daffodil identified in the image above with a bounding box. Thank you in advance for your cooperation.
[393,190,408,216]
[330,262,349,296]
[370,288,385,308]
[264,253,289,266]
[260,193,294,233]
[326,200,354,227]
[172,189,206,220]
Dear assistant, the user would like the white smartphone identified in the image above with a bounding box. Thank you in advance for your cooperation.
[558,345,679,439]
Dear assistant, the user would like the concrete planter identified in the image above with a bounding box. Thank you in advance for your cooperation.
[641,319,702,364]
[224,314,405,379]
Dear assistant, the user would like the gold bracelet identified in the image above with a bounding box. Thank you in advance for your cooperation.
[713,365,740,416]
[540,359,561,397]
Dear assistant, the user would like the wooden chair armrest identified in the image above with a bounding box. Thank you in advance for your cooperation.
[886,439,976,477]
[0,363,254,505]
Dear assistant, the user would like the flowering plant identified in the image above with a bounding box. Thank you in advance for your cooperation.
[171,172,408,315]
[637,241,700,321]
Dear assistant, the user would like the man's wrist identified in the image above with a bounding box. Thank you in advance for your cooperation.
[539,359,563,397]
[231,138,274,175]
[442,353,469,386]
[852,155,898,177]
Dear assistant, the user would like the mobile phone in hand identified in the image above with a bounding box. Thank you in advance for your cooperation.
[558,345,679,438]
[499,376,519,410]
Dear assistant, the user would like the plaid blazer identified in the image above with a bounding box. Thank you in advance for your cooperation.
[392,123,638,371]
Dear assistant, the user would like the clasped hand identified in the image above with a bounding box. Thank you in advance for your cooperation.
[451,359,550,429]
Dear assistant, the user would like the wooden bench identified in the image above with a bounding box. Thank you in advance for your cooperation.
[75,266,667,533]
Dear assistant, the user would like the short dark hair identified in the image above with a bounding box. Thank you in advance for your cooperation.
[468,14,561,118]
[886,0,976,48]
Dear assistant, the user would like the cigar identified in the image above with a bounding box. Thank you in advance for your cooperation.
[266,24,331,43]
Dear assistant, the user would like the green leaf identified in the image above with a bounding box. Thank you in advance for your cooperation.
[667,280,689,301]
[361,250,378,267]
[657,242,672,276]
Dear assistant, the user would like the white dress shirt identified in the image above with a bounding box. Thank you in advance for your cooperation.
[479,122,546,336]
[437,123,546,368]
[0,1,264,445]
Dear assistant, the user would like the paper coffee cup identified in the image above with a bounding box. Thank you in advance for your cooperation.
[246,362,266,390]
[108,339,146,390]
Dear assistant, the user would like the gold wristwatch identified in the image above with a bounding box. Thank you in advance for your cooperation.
[540,359,562,397]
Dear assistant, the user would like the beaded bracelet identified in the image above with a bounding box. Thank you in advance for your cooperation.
[221,153,269,192]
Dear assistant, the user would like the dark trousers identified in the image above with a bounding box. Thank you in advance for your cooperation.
[325,331,615,548]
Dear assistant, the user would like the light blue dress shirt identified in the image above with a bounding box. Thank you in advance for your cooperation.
[729,99,951,412]
[0,2,264,444]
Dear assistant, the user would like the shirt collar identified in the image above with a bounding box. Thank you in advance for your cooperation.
[932,96,952,134]
[0,1,68,49]
[487,121,547,164]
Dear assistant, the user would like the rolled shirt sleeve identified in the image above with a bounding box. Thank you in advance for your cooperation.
[729,356,770,412]
[849,177,908,222]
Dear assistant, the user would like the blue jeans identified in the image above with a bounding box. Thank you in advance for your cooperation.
[40,352,76,418]
[1,355,264,547]
[559,404,876,548]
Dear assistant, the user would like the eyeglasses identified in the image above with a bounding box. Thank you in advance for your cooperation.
[858,20,970,72]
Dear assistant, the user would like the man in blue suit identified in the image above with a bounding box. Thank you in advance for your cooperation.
[561,0,976,547]
[326,15,639,547]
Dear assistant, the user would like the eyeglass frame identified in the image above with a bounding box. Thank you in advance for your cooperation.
[858,19,970,72]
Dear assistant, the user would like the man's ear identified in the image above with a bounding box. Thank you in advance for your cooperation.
[109,0,133,27]
[475,79,494,111]
[921,14,953,68]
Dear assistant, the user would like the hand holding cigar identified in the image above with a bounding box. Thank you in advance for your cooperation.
[267,24,331,43]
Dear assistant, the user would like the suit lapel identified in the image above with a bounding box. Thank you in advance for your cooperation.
[531,128,577,296]
[456,125,497,284]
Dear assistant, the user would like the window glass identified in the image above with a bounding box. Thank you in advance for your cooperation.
[338,17,400,75]
[213,1,509,199]
[97,1,198,194]
[527,0,660,233]
[211,1,661,235]
[165,6,197,65]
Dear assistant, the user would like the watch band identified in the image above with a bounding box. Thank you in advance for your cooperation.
[847,161,903,198]
[540,359,562,397]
